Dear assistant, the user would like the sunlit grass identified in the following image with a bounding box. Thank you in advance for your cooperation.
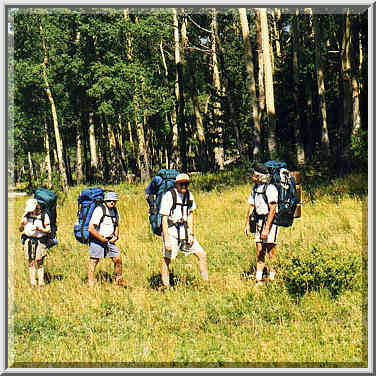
[8,173,367,367]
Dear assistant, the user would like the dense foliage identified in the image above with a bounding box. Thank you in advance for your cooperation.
[9,7,368,191]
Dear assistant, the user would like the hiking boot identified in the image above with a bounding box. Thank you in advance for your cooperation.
[115,278,128,288]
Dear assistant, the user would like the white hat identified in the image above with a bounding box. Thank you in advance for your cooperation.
[25,198,38,213]
[175,173,190,183]
[104,191,119,201]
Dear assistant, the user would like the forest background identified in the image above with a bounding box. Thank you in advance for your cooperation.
[7,6,369,367]
[8,6,368,190]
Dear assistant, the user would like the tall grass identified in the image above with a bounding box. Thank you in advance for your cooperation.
[8,172,367,367]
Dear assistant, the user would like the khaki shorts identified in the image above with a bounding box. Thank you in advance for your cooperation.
[162,236,204,260]
[23,238,48,261]
[254,217,279,244]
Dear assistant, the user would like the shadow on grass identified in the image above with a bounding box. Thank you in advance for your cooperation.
[148,271,197,290]
[44,271,64,284]
[240,265,269,281]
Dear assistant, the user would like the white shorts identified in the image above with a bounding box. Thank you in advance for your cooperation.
[162,236,204,260]
[254,217,279,244]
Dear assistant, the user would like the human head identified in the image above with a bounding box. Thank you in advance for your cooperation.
[251,163,270,184]
[175,173,190,193]
[104,191,118,208]
[25,198,39,214]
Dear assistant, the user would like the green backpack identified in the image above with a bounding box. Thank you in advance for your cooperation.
[34,188,58,248]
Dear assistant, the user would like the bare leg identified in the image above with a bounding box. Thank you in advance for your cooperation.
[161,257,171,287]
[266,244,277,279]
[88,258,99,286]
[36,258,44,286]
[194,250,208,281]
[112,256,127,287]
[255,242,266,281]
[28,260,36,286]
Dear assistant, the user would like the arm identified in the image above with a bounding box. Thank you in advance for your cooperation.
[261,202,277,240]
[187,211,194,244]
[244,204,255,237]
[162,215,171,250]
[88,223,108,244]
[19,216,28,232]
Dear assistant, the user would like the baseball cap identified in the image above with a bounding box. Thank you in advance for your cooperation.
[175,173,190,183]
[253,163,269,175]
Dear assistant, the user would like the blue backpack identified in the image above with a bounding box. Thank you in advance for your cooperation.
[145,169,180,236]
[264,160,299,227]
[73,187,119,244]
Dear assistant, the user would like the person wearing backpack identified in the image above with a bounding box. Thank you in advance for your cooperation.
[160,173,209,288]
[244,163,279,286]
[87,191,127,288]
[19,198,51,287]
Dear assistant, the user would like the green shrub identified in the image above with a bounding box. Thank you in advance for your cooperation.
[279,246,361,298]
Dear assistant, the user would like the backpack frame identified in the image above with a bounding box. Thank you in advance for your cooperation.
[262,160,299,227]
[73,188,119,244]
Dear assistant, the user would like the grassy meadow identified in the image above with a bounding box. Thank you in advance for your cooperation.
[8,171,367,368]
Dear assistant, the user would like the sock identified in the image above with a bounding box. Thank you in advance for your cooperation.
[256,271,263,281]
[269,271,276,280]
[29,267,36,286]
[161,274,170,287]
[37,267,44,286]
[200,270,209,281]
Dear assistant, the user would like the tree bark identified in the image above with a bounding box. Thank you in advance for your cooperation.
[259,8,277,158]
[44,118,52,188]
[341,9,353,170]
[181,11,209,171]
[239,8,262,160]
[350,16,361,135]
[311,9,330,158]
[134,100,150,183]
[39,22,68,192]
[172,8,186,171]
[88,112,98,182]
[75,125,83,185]
[292,9,305,166]
[273,8,282,59]
[160,39,180,169]
[27,151,34,187]
[210,8,225,170]
[172,8,187,171]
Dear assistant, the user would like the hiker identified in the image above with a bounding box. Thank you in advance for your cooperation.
[244,163,279,286]
[160,173,208,288]
[19,198,51,287]
[87,191,127,288]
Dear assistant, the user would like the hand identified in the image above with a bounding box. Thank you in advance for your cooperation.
[244,223,250,237]
[261,227,269,240]
[108,235,118,244]
[187,233,194,246]
[21,217,28,226]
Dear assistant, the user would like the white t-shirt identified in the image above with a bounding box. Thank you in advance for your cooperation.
[159,189,196,238]
[23,213,50,238]
[248,184,278,215]
[89,205,119,238]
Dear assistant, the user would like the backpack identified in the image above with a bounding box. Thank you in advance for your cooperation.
[263,160,300,227]
[73,187,119,244]
[145,169,181,236]
[34,188,58,248]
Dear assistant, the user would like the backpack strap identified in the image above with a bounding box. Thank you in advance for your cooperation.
[170,189,178,215]
[98,204,119,230]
